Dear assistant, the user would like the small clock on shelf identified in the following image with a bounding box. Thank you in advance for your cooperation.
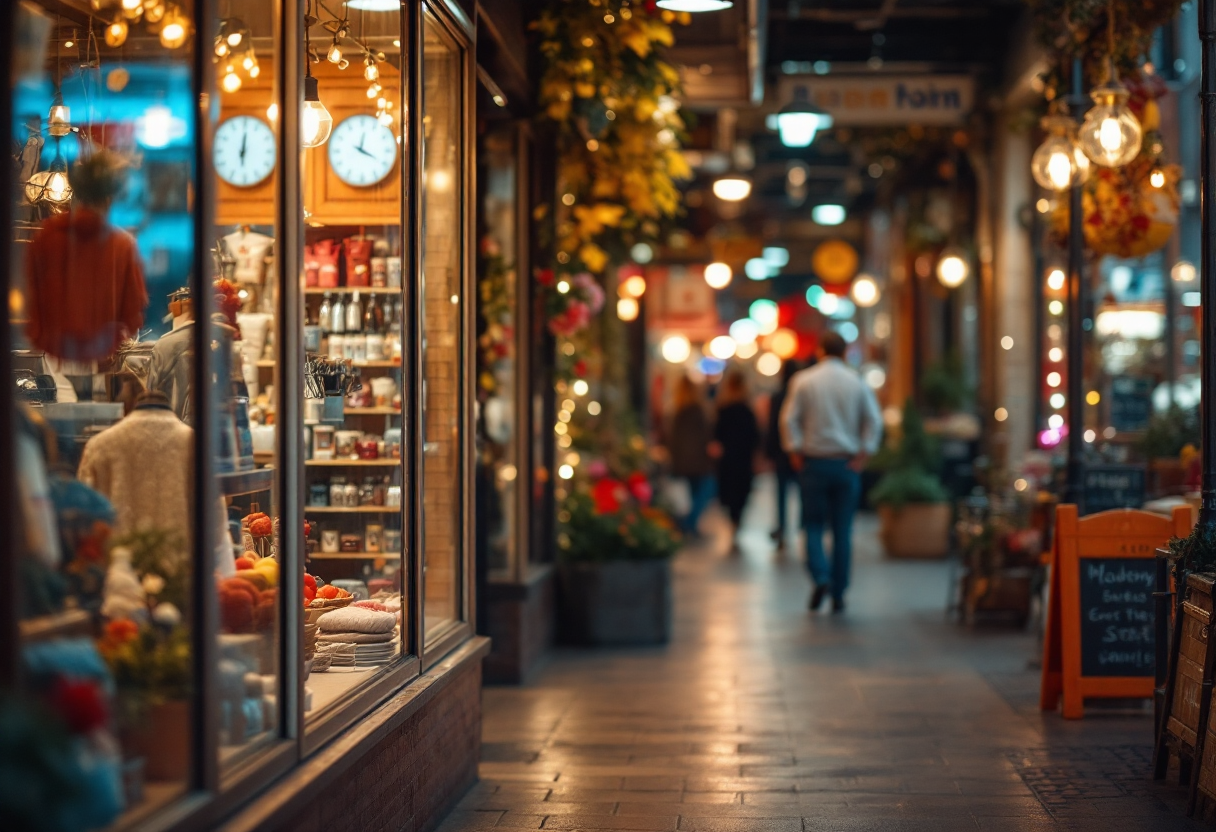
[214,116,277,187]
[328,114,398,187]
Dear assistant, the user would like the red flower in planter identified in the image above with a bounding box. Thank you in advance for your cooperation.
[49,677,109,735]
[592,478,628,515]
[536,268,555,287]
[626,472,652,504]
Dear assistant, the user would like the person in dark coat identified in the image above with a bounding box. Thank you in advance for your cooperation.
[766,359,808,550]
[668,375,714,535]
[713,371,761,548]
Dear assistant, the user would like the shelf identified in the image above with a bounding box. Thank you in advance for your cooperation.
[343,407,401,416]
[307,459,401,467]
[257,359,400,369]
[308,551,402,560]
[218,467,274,496]
[305,287,400,295]
[306,504,399,514]
[19,609,92,643]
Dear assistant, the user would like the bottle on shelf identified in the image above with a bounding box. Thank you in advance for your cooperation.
[380,293,393,335]
[318,292,333,335]
[365,292,381,334]
[331,293,346,334]
[346,290,363,334]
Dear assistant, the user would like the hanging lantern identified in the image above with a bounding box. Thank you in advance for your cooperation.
[302,75,333,147]
[159,6,191,49]
[936,247,970,289]
[48,103,71,137]
[105,17,129,47]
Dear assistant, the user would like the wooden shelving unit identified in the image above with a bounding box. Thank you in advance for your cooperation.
[307,459,400,467]
[305,505,400,514]
[308,551,402,560]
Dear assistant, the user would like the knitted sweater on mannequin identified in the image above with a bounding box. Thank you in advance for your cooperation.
[78,406,193,537]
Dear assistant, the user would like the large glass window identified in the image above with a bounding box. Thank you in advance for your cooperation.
[421,8,465,644]
[10,1,199,822]
[299,0,408,726]
[477,125,520,580]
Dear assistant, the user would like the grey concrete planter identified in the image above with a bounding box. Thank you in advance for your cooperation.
[557,559,672,645]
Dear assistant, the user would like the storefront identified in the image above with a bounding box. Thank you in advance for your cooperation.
[3,0,485,829]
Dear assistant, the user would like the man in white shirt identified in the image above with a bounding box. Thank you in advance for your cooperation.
[780,331,882,613]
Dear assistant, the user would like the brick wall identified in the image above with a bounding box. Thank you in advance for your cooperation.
[259,655,482,832]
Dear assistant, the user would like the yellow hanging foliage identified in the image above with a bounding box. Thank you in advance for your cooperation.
[532,0,690,276]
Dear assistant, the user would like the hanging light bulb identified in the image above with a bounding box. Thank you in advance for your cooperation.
[936,247,970,289]
[221,68,242,93]
[364,58,379,82]
[242,54,255,71]
[227,30,243,47]
[655,1,734,11]
[850,274,880,307]
[48,103,71,137]
[159,6,190,49]
[105,17,129,47]
[1030,113,1088,191]
[327,41,343,63]
[1077,66,1142,168]
[143,0,165,22]
[302,75,333,147]
[712,173,751,201]
[1150,167,1166,188]
[121,0,144,20]
[704,262,733,289]
[366,83,381,99]
[214,38,230,57]
[266,102,279,121]
[248,63,260,79]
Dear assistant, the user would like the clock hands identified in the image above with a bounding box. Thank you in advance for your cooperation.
[354,131,374,159]
[239,128,247,166]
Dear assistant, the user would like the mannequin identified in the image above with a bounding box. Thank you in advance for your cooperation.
[146,288,195,422]
[222,225,274,285]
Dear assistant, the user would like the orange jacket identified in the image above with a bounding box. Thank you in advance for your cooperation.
[25,207,147,362]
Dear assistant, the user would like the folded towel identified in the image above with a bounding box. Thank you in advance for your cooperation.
[317,631,395,644]
[317,606,396,634]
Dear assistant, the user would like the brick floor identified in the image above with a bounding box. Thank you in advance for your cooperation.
[438,477,1203,832]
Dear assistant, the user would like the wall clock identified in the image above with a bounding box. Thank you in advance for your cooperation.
[328,115,398,187]
[214,116,277,187]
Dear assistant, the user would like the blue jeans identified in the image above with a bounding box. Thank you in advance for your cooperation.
[774,465,799,537]
[682,475,715,534]
[799,458,861,600]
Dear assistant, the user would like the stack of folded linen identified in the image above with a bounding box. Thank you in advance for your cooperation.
[316,606,397,667]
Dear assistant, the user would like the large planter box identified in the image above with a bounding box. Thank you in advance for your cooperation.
[557,559,672,645]
[877,503,951,559]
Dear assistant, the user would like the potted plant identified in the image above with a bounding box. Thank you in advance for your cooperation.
[869,401,952,559]
[556,473,680,645]
[1137,406,1199,498]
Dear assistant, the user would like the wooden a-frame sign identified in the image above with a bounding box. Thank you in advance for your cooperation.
[1041,504,1192,719]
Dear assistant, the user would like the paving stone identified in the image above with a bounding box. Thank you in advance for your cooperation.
[436,503,1195,832]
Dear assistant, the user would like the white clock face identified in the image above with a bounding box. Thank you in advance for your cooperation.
[328,115,398,187]
[214,116,277,187]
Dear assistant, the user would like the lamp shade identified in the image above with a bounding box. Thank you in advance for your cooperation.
[776,88,833,148]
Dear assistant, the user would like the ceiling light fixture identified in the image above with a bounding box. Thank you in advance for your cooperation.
[775,87,833,148]
[811,204,846,226]
[302,3,333,147]
[655,0,733,11]
[712,173,751,202]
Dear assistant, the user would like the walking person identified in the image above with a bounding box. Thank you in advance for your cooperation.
[668,375,714,536]
[713,371,761,550]
[781,332,882,613]
[766,359,806,551]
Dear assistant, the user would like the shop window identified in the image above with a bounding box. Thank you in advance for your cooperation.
[421,8,466,644]
[10,1,200,823]
[298,0,409,726]
[477,126,520,580]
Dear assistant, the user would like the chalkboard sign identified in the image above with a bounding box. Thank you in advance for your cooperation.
[1077,557,1155,677]
[1041,504,1192,719]
[1109,376,1153,432]
[1082,465,1146,515]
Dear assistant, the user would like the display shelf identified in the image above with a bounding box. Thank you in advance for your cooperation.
[218,467,274,496]
[19,609,92,643]
[305,287,400,295]
[308,551,402,560]
[257,359,400,369]
[305,505,400,513]
[307,459,401,467]
[343,407,401,415]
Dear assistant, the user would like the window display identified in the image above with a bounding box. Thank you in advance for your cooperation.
[11,1,199,823]
[421,6,466,644]
[298,0,408,723]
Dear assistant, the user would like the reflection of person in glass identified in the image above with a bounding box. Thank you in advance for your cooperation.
[24,150,148,363]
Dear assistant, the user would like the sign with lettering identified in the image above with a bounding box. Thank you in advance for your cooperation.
[1082,464,1146,515]
[1077,558,1155,677]
[776,75,975,126]
[1109,376,1153,432]
[1040,504,1191,719]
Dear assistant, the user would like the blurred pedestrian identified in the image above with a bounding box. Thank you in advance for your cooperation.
[765,358,807,550]
[713,371,761,549]
[669,375,714,536]
[781,332,881,614]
